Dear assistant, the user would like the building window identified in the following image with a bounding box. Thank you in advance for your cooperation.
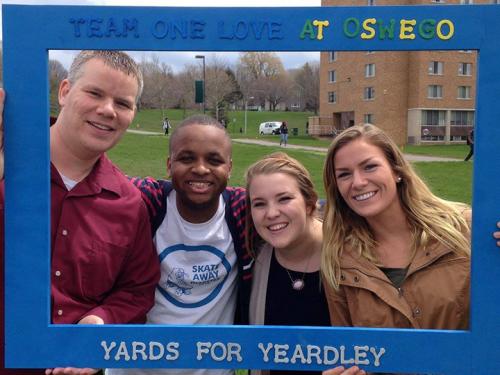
[329,70,336,83]
[365,63,376,78]
[364,114,374,124]
[428,61,443,75]
[458,86,471,99]
[364,87,375,100]
[422,110,446,126]
[431,0,446,3]
[329,51,337,62]
[461,0,473,3]
[492,0,500,4]
[328,91,337,103]
[458,62,472,76]
[427,85,443,99]
[367,0,376,5]
[451,110,474,126]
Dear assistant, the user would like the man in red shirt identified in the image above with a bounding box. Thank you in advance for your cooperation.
[0,51,160,374]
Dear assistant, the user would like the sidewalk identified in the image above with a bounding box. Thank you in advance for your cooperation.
[232,139,461,162]
[126,130,461,162]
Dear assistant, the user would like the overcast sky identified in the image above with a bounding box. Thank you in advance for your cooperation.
[1,0,321,72]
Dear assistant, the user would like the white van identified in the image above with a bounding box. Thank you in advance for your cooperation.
[259,121,282,135]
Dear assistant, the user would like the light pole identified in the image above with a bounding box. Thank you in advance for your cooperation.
[244,96,254,135]
[195,55,206,113]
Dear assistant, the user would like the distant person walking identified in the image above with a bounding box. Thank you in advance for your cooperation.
[279,121,289,147]
[162,116,171,136]
[464,129,474,161]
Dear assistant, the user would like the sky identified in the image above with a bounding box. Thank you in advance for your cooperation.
[1,0,321,72]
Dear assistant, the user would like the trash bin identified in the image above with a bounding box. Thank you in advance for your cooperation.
[292,128,299,136]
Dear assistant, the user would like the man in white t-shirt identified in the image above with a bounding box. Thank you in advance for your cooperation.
[108,115,252,375]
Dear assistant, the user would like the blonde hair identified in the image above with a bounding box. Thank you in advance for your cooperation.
[244,152,319,257]
[321,124,470,289]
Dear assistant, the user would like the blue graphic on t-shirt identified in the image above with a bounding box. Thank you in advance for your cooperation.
[166,267,193,296]
[157,244,231,308]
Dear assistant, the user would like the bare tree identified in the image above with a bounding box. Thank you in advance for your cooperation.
[204,55,239,121]
[293,62,320,114]
[236,52,289,111]
[139,54,174,116]
[49,59,67,113]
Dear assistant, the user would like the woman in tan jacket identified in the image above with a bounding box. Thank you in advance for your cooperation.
[321,124,471,331]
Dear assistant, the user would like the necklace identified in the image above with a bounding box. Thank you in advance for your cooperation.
[275,248,313,291]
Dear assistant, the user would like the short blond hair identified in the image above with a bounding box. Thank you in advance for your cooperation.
[68,50,143,103]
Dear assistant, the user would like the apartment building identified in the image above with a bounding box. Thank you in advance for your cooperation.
[315,0,497,145]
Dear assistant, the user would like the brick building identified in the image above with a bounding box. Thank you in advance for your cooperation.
[315,0,497,145]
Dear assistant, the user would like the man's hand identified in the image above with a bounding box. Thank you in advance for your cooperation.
[45,315,104,375]
[494,222,500,247]
[45,368,100,375]
[323,366,366,375]
[78,315,105,325]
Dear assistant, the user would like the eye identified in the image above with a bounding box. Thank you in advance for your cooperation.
[279,196,292,203]
[208,157,224,166]
[177,155,194,163]
[251,201,265,208]
[365,163,378,171]
[87,90,101,97]
[336,171,351,179]
[116,100,133,110]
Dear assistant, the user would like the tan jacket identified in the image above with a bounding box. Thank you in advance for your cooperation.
[325,239,470,330]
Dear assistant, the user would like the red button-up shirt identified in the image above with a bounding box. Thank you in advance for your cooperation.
[1,154,160,372]
[50,155,159,324]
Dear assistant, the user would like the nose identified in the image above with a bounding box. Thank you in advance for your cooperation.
[192,160,210,175]
[265,202,280,219]
[352,170,367,189]
[96,98,117,119]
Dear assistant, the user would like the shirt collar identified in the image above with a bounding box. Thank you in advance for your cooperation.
[51,154,123,197]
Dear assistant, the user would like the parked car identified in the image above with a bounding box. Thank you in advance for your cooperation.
[259,121,282,135]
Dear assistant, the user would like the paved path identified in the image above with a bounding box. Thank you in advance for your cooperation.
[126,130,461,162]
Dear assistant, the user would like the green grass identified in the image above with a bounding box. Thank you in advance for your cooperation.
[413,161,472,204]
[109,132,472,204]
[132,108,315,138]
[402,144,469,159]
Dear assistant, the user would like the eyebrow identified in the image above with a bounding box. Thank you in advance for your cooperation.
[335,156,375,171]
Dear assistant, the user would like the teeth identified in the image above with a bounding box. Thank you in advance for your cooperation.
[189,182,211,188]
[90,121,112,131]
[268,223,287,231]
[354,191,376,201]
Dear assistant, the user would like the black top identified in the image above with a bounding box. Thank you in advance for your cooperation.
[379,267,408,289]
[265,250,331,375]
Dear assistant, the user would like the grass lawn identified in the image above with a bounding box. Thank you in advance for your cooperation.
[132,108,314,138]
[403,144,469,159]
[109,132,472,204]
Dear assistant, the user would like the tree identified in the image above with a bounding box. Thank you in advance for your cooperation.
[139,54,174,115]
[204,55,239,121]
[49,59,67,114]
[236,52,288,110]
[294,62,320,114]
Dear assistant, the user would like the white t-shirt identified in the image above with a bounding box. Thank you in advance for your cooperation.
[107,191,237,375]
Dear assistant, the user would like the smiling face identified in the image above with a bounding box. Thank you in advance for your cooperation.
[333,139,402,221]
[56,58,138,160]
[168,124,232,223]
[249,172,312,251]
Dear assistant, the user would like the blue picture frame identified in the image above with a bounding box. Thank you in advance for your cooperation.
[3,4,500,373]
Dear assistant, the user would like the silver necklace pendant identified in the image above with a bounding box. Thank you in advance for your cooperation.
[292,279,305,291]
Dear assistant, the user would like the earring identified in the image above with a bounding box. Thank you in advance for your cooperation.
[397,176,402,183]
